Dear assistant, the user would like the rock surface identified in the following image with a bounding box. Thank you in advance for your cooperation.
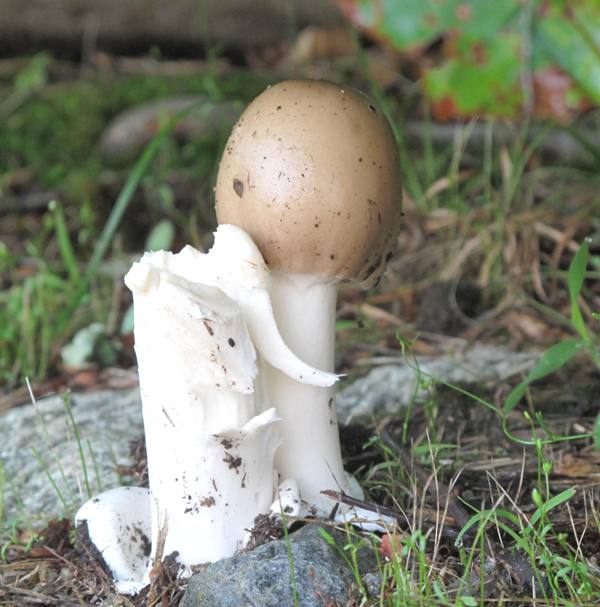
[336,344,539,424]
[99,96,243,164]
[0,388,142,524]
[181,524,374,607]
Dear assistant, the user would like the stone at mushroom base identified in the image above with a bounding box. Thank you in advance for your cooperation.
[76,225,387,595]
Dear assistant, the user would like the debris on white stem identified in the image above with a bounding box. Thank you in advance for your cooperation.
[270,478,302,518]
[76,224,338,592]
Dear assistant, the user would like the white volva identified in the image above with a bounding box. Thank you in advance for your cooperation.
[75,225,338,593]
[75,486,152,595]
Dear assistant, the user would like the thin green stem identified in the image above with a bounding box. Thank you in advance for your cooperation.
[49,200,80,284]
[62,393,92,499]
[281,512,299,607]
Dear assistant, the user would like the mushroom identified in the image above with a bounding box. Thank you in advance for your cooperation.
[215,80,402,512]
[76,224,338,591]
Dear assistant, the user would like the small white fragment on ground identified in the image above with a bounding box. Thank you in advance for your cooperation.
[75,486,151,595]
[60,322,110,369]
[270,478,302,518]
[335,506,397,534]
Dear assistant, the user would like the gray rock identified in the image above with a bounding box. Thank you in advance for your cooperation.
[335,344,540,424]
[0,387,142,525]
[99,96,243,164]
[181,524,374,607]
[362,572,382,598]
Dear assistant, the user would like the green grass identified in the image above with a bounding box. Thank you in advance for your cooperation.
[1,125,176,385]
[0,58,273,387]
[503,238,600,421]
[0,62,269,188]
[281,510,300,607]
[326,427,600,606]
[0,385,115,555]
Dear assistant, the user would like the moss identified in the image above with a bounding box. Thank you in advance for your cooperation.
[0,70,272,189]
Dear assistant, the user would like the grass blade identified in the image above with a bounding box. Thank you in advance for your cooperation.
[529,487,576,528]
[504,338,583,412]
[61,392,92,500]
[568,239,590,342]
[86,122,175,281]
[30,446,68,509]
[49,200,80,283]
[58,103,199,327]
[0,462,4,522]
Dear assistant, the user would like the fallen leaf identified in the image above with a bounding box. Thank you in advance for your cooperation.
[555,452,600,478]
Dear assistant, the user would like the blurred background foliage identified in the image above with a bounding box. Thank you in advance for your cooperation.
[341,0,600,121]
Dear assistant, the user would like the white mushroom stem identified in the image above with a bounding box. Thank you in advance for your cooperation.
[261,272,359,513]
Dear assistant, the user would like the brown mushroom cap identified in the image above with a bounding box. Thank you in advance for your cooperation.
[215,79,402,286]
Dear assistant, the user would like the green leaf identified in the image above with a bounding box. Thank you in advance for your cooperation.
[535,4,600,104]
[593,413,600,450]
[49,200,81,284]
[456,509,528,550]
[14,52,50,93]
[568,239,590,341]
[529,487,576,528]
[504,339,584,412]
[120,304,135,336]
[318,528,337,546]
[346,0,458,51]
[343,0,600,118]
[423,33,523,116]
[568,240,589,301]
[451,0,522,39]
[145,219,175,252]
[345,0,520,51]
